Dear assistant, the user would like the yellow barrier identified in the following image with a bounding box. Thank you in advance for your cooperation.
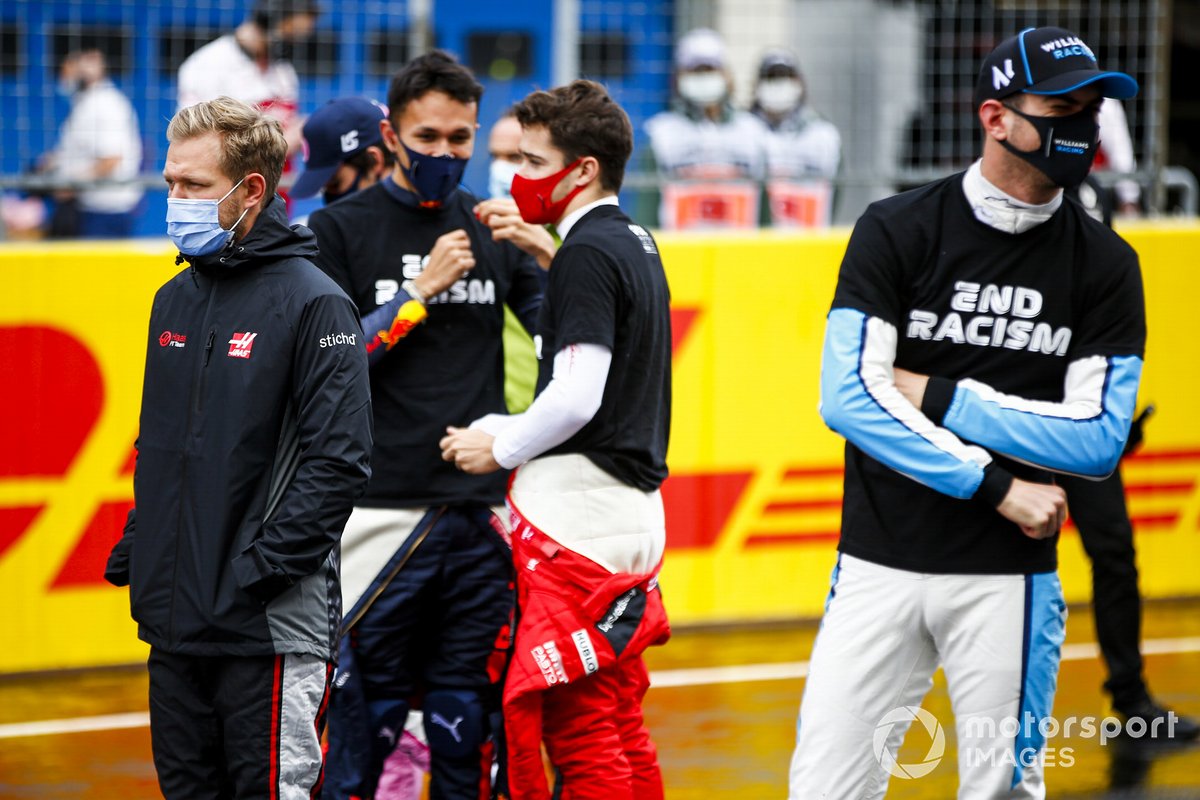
[1,224,1198,673]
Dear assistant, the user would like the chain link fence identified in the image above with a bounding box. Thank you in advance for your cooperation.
[0,0,1187,239]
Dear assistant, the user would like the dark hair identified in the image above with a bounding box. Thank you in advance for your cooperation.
[252,0,319,31]
[512,80,632,192]
[344,144,395,172]
[387,50,484,120]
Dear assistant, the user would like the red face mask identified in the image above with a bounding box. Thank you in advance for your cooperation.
[511,159,585,225]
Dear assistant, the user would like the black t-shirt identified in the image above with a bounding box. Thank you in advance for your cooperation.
[535,204,672,491]
[831,172,1145,574]
[308,183,543,507]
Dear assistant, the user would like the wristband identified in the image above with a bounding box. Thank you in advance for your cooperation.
[401,279,427,305]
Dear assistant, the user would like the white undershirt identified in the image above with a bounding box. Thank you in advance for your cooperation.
[962,159,1062,234]
[556,194,619,240]
[471,342,612,469]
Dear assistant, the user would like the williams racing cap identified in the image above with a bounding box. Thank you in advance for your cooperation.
[292,97,387,199]
[974,26,1139,107]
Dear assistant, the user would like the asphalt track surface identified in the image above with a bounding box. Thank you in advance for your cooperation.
[1,599,1197,798]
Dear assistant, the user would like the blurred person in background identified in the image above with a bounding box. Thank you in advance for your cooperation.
[40,48,143,238]
[290,96,393,206]
[1058,406,1200,746]
[486,109,524,201]
[176,0,319,157]
[644,27,767,230]
[1061,165,1198,745]
[1094,97,1142,217]
[749,48,842,228]
[478,107,557,413]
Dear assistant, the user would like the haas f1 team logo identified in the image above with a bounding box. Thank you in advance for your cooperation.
[227,331,258,359]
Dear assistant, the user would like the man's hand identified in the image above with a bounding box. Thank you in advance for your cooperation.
[414,230,476,298]
[893,367,929,408]
[474,199,557,269]
[439,426,501,474]
[997,478,1068,540]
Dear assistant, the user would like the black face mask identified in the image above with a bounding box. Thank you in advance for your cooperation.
[1000,103,1101,189]
[322,170,364,206]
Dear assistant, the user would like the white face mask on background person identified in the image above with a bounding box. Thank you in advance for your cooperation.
[678,72,728,107]
[756,78,804,114]
[166,178,249,257]
[488,159,521,200]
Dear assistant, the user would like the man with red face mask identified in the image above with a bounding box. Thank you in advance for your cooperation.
[307,51,545,800]
[440,80,672,800]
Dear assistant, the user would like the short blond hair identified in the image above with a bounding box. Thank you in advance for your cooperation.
[168,96,287,198]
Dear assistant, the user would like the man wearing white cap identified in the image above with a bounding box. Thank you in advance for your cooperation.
[750,48,842,228]
[644,27,767,230]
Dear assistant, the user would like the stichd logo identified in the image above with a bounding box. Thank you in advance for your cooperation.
[873,706,945,780]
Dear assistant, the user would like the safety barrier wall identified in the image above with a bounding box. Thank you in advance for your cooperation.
[2,225,1198,674]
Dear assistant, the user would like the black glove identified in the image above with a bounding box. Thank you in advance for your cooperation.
[1123,404,1155,457]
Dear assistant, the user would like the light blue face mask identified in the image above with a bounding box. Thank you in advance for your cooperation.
[166,178,249,257]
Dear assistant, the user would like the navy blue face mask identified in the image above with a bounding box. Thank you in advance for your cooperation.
[398,141,469,207]
[322,169,364,207]
[1000,103,1101,189]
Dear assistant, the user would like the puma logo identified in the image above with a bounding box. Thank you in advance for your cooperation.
[430,712,464,743]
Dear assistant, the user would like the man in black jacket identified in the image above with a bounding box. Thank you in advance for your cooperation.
[307,52,544,800]
[104,95,372,800]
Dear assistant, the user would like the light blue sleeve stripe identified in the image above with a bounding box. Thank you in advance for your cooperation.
[943,355,1142,478]
[820,308,985,500]
[1013,572,1066,789]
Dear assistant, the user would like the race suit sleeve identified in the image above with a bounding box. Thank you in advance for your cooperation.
[307,208,429,367]
[821,207,1014,506]
[104,506,137,586]
[919,246,1146,478]
[230,292,373,602]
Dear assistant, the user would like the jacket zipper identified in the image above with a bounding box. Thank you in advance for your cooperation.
[169,279,219,645]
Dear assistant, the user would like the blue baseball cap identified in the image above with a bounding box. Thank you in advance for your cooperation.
[293,97,387,198]
[974,26,1138,107]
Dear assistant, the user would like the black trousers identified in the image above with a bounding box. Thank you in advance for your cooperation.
[1060,469,1149,710]
[148,649,332,800]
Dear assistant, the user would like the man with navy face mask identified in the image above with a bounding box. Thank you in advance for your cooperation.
[105,95,372,799]
[307,51,544,800]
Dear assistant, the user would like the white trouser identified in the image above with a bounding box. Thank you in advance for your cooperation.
[509,453,665,575]
[789,553,1066,800]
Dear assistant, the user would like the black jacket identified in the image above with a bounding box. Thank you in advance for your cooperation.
[105,197,372,659]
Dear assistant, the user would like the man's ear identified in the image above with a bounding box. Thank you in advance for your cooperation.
[243,172,269,207]
[362,148,386,178]
[979,99,1010,142]
[380,119,409,168]
[577,156,601,188]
